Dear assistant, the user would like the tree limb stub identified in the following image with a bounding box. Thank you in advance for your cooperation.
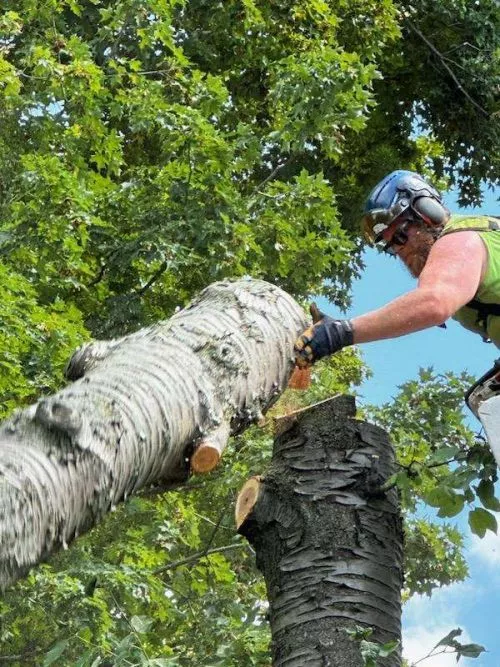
[237,395,403,667]
[191,420,231,473]
[0,278,307,590]
[235,476,263,530]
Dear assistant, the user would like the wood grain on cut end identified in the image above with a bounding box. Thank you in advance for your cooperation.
[273,395,352,437]
[235,476,262,530]
[191,443,221,474]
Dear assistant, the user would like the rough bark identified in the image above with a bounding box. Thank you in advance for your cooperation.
[237,395,403,667]
[0,278,307,590]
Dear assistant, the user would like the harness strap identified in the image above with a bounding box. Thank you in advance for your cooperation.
[466,298,500,330]
[439,216,500,237]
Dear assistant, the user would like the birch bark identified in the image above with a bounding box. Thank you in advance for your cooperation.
[0,278,306,590]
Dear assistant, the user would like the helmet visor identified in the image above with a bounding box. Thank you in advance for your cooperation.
[361,208,396,243]
[361,198,411,243]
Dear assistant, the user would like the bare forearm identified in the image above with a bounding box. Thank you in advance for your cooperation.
[351,288,449,344]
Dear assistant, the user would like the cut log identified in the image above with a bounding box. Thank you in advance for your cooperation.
[0,278,307,590]
[191,444,221,474]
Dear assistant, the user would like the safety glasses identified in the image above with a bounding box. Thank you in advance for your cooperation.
[379,221,410,255]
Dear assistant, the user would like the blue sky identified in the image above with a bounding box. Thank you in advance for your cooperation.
[319,186,500,666]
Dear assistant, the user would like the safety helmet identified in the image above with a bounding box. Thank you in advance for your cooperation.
[361,170,449,245]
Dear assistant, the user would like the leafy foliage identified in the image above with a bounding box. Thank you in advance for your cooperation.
[363,366,500,614]
[366,369,498,526]
[396,0,500,204]
[0,264,88,419]
[403,519,467,597]
[0,0,499,664]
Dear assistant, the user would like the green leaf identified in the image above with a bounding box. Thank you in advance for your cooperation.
[424,487,452,508]
[428,445,459,465]
[437,494,465,518]
[130,615,154,634]
[378,640,400,657]
[464,487,475,503]
[345,625,373,640]
[359,638,399,666]
[73,650,98,667]
[475,479,500,511]
[457,643,486,658]
[424,488,465,517]
[468,508,498,538]
[434,627,462,648]
[43,640,70,666]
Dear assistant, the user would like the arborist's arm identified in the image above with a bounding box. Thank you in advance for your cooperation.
[353,231,486,343]
[295,231,487,366]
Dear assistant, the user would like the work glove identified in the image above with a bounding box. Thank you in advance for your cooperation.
[294,304,354,368]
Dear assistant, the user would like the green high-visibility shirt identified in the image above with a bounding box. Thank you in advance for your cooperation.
[440,215,500,346]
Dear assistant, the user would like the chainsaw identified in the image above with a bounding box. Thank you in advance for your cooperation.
[465,359,500,466]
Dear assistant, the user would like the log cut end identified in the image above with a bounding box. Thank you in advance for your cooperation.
[191,421,231,474]
[235,476,262,530]
[191,443,221,473]
[273,394,356,436]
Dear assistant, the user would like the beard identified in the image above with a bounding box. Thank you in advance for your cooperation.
[404,229,436,278]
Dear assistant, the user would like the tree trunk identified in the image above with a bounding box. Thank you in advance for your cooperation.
[236,395,403,667]
[0,278,306,590]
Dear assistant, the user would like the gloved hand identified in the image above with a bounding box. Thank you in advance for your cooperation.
[294,304,354,368]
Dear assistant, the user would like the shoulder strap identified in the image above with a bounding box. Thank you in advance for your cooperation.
[440,216,500,237]
[466,298,500,329]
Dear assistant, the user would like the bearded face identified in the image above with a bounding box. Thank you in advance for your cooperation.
[403,227,436,278]
[388,219,437,278]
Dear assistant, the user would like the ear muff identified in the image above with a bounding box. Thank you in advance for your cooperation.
[413,196,449,227]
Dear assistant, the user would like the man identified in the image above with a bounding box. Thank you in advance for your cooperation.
[294,170,500,365]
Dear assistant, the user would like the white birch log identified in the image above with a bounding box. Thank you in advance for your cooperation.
[0,278,307,590]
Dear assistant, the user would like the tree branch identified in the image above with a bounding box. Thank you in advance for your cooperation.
[153,542,250,575]
[0,644,46,664]
[200,505,228,558]
[254,158,292,191]
[405,20,489,118]
[88,262,107,287]
[377,457,460,494]
[0,278,306,590]
[136,260,169,296]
